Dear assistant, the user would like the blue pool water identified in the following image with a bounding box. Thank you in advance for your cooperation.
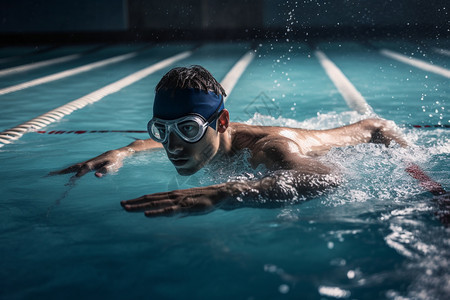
[0,41,449,299]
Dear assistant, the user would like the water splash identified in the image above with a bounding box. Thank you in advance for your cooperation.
[244,111,365,129]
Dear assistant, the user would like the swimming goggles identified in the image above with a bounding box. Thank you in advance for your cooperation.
[147,106,223,144]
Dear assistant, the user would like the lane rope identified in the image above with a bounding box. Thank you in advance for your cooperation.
[0,50,140,95]
[0,54,82,77]
[0,50,193,146]
[380,48,450,79]
[220,50,255,99]
[314,49,446,196]
[315,50,375,115]
[31,125,450,135]
[0,45,256,146]
[433,47,450,57]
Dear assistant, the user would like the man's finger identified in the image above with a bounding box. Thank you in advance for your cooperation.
[75,165,92,177]
[95,165,110,178]
[144,205,181,217]
[121,192,175,206]
[122,199,176,212]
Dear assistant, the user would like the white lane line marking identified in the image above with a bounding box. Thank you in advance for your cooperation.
[0,54,82,77]
[220,50,255,100]
[380,48,450,78]
[314,50,375,115]
[0,51,139,96]
[433,47,450,57]
[0,50,192,145]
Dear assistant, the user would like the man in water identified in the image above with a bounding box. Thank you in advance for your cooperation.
[54,65,408,217]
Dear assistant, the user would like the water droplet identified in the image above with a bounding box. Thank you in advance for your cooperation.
[264,264,277,273]
[279,284,290,294]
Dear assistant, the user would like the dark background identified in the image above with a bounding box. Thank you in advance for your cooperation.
[1,0,448,44]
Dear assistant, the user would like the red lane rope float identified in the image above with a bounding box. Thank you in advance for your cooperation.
[412,124,450,128]
[405,163,446,196]
[35,130,148,134]
[33,125,449,135]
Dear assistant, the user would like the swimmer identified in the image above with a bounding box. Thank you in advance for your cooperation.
[53,65,409,217]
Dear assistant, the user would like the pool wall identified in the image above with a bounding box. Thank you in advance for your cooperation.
[1,0,448,44]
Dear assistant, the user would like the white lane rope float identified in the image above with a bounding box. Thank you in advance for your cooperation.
[315,50,375,116]
[433,47,450,57]
[0,50,140,95]
[380,49,450,79]
[220,50,255,99]
[0,50,193,146]
[314,49,446,196]
[0,53,82,77]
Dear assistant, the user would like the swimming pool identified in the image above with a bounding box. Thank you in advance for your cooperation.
[0,40,449,299]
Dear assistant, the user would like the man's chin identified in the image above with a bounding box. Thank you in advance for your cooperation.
[175,167,199,176]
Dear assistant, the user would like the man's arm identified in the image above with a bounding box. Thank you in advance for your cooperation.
[303,119,409,156]
[121,169,339,217]
[51,139,162,178]
[121,139,339,217]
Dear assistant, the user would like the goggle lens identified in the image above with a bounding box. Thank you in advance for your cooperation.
[150,122,166,142]
[147,115,208,143]
[176,120,201,139]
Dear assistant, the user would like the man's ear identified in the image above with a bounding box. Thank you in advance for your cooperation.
[217,109,229,133]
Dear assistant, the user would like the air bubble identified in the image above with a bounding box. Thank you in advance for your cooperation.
[347,270,355,279]
[279,284,290,294]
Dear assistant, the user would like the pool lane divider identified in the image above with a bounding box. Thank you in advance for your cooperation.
[31,124,450,135]
[0,45,255,146]
[314,49,446,197]
[433,48,450,57]
[0,44,107,77]
[36,130,148,134]
[0,50,193,146]
[380,49,450,79]
[0,54,82,77]
[220,49,255,99]
[0,47,148,95]
[314,50,375,116]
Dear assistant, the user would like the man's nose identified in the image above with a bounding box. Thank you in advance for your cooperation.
[166,131,184,154]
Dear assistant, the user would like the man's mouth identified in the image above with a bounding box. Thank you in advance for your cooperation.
[170,158,189,167]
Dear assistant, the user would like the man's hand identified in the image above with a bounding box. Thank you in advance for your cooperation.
[121,184,229,217]
[50,148,131,178]
[51,139,162,178]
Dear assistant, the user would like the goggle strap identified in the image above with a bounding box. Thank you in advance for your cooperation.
[205,95,224,125]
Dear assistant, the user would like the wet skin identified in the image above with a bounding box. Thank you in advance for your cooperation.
[53,110,409,217]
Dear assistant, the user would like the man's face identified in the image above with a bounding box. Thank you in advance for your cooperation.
[163,124,220,176]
